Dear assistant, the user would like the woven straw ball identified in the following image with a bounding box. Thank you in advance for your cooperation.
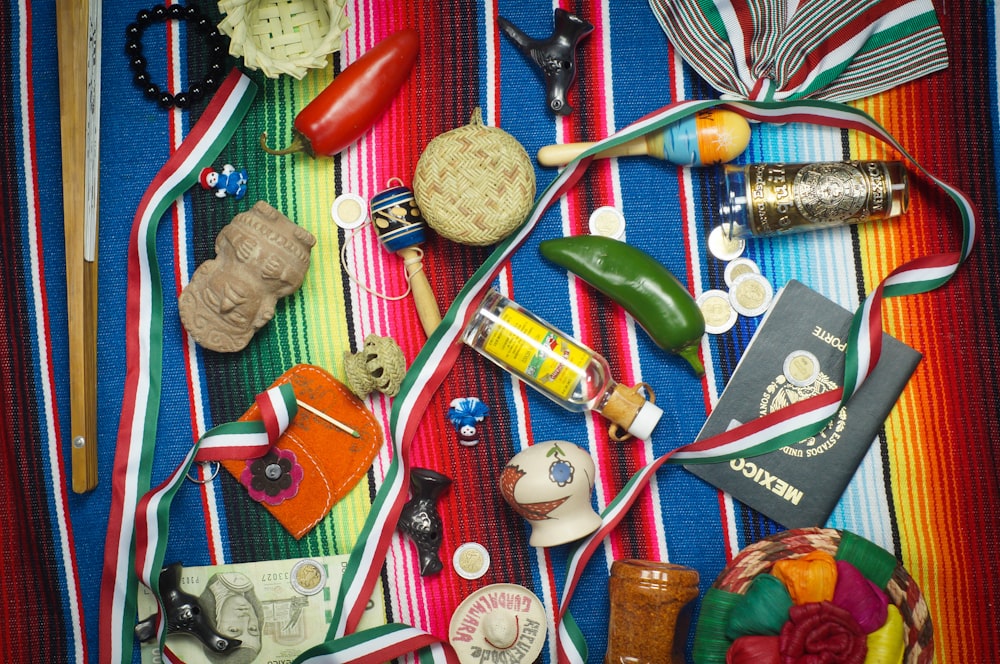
[413,108,535,246]
[693,527,932,664]
[218,0,351,80]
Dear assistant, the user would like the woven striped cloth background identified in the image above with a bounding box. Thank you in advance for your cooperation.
[3,0,998,661]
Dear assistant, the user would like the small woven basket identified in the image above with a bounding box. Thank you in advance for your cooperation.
[218,0,351,80]
[413,108,535,246]
[692,527,932,663]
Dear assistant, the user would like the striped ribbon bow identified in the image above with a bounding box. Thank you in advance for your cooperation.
[303,98,976,663]
[648,0,949,102]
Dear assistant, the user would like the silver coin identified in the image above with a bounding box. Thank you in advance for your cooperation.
[728,273,773,317]
[708,224,745,261]
[290,559,328,596]
[723,257,760,288]
[697,289,738,334]
[783,350,821,387]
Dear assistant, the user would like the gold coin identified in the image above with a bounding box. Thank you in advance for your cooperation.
[697,290,737,334]
[723,257,760,288]
[708,224,745,261]
[453,542,491,580]
[588,206,626,239]
[290,559,327,596]
[784,350,820,387]
[729,273,773,317]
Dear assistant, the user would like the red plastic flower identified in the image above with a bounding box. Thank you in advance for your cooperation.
[240,447,303,506]
[779,601,867,664]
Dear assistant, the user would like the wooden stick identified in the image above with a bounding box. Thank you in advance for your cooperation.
[296,400,361,438]
[57,0,100,493]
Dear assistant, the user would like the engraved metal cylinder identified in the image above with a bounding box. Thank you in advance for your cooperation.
[719,161,909,238]
[605,560,700,664]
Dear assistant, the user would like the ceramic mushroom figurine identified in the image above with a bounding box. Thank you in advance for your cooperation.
[179,201,316,353]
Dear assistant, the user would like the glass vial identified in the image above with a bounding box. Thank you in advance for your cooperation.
[605,560,700,664]
[462,289,663,440]
[719,161,909,238]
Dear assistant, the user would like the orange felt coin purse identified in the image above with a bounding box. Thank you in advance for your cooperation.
[221,363,383,539]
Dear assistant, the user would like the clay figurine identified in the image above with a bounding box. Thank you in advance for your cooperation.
[134,562,239,654]
[398,467,452,576]
[179,201,316,353]
[447,397,490,447]
[497,9,594,115]
[200,164,249,200]
[499,440,602,547]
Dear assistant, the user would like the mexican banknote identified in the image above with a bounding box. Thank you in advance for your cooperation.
[137,554,385,664]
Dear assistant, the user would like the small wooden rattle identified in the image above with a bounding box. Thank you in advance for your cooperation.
[536,108,751,167]
[370,179,442,337]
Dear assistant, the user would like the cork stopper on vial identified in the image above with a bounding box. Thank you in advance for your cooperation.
[602,384,663,441]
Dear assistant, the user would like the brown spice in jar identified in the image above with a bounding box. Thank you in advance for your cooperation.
[605,560,700,664]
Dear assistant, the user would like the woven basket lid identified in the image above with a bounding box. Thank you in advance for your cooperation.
[413,108,535,246]
[218,0,351,80]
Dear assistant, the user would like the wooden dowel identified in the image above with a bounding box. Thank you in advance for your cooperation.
[296,400,361,438]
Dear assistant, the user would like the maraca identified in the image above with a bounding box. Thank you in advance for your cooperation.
[370,180,442,337]
[536,108,751,167]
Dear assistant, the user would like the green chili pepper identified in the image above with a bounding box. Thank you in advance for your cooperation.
[539,235,706,376]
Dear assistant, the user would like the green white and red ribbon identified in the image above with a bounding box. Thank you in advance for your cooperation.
[649,0,949,102]
[99,69,257,664]
[299,98,976,663]
[136,382,296,662]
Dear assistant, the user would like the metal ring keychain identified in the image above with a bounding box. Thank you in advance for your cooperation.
[185,460,220,484]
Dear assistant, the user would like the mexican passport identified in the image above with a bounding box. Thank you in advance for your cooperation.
[686,280,921,528]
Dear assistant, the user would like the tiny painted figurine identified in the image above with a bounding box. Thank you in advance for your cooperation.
[398,467,452,576]
[447,397,490,447]
[134,563,239,654]
[497,9,594,115]
[200,164,249,200]
[179,201,316,353]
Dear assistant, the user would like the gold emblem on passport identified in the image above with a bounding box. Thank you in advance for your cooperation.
[759,370,847,458]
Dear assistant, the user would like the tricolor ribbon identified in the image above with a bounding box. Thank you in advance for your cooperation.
[300,98,976,663]
[136,382,297,660]
[99,69,257,664]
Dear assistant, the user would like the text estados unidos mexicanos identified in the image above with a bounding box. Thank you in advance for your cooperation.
[452,591,536,643]
[729,459,804,504]
[468,619,543,662]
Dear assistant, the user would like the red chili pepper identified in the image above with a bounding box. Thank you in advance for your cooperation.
[260,28,419,158]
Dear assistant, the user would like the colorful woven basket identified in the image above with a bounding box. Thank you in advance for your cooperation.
[692,527,933,663]
[413,107,535,246]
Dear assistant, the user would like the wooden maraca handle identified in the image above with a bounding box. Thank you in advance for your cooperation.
[398,247,441,337]
[536,136,650,167]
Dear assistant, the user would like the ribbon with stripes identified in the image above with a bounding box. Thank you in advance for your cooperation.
[648,0,949,102]
[136,382,297,660]
[299,98,976,663]
[99,69,257,664]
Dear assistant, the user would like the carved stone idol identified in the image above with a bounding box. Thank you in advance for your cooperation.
[179,201,316,353]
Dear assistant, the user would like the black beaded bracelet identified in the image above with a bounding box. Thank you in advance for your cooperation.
[126,3,229,109]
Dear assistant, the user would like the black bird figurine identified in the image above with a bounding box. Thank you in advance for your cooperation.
[498,9,594,115]
[134,563,240,654]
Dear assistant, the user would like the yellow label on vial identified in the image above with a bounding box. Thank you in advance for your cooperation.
[483,307,591,400]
